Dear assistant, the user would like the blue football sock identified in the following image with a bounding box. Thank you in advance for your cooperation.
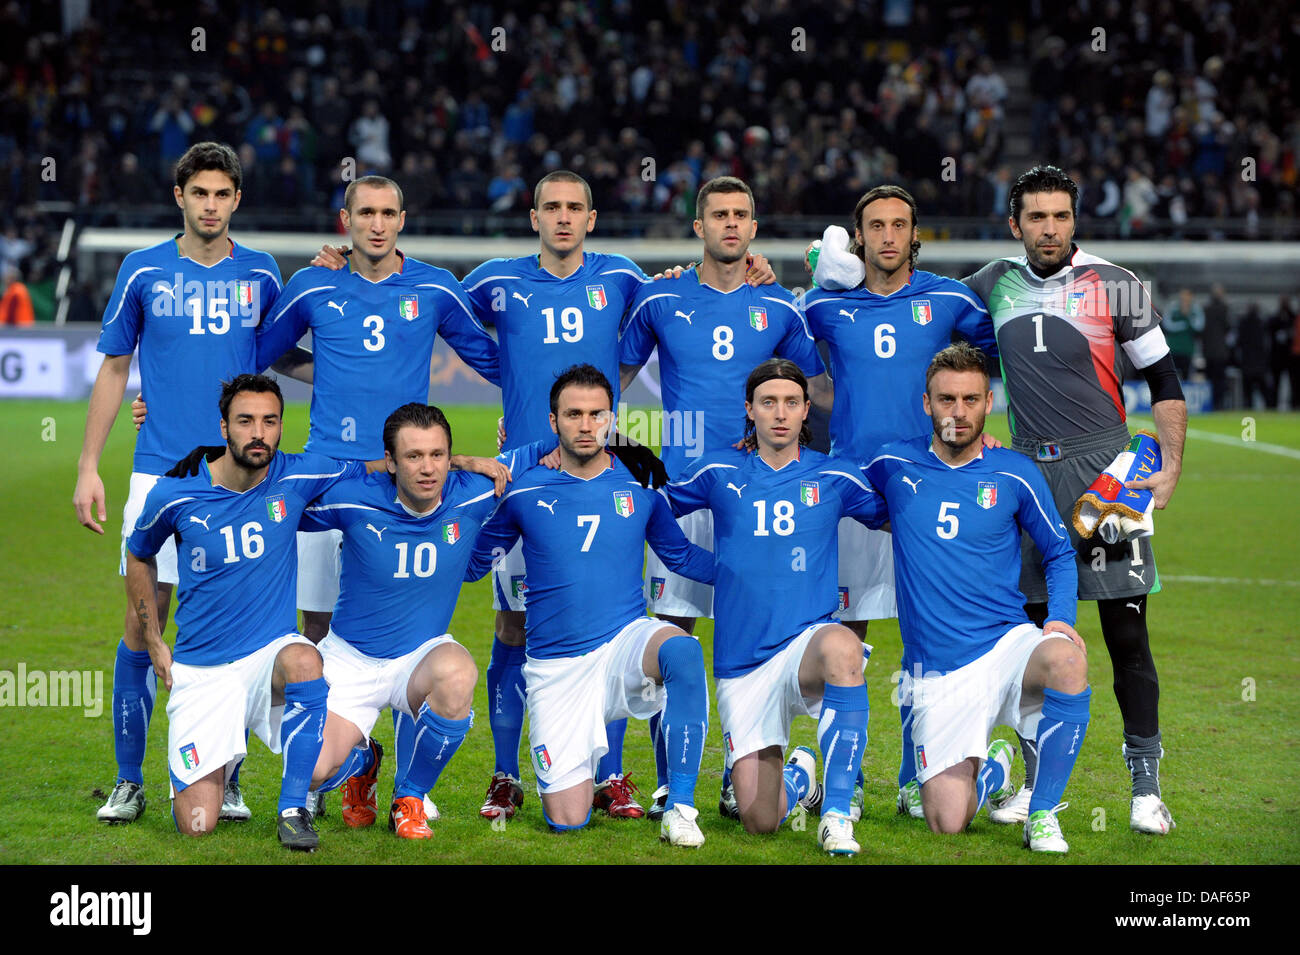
[897,701,917,788]
[111,641,155,785]
[721,762,733,792]
[544,807,591,832]
[818,682,869,817]
[391,708,415,793]
[975,751,1008,812]
[487,639,526,778]
[228,730,249,786]
[779,757,812,825]
[277,678,328,813]
[395,703,471,799]
[649,711,669,789]
[657,636,708,810]
[317,740,375,793]
[1029,686,1092,815]
[596,719,627,782]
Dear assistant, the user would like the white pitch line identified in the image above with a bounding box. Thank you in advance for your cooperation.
[1163,575,1300,588]
[1129,419,1300,461]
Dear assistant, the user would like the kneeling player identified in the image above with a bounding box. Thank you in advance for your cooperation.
[866,343,1090,852]
[663,359,885,856]
[302,404,534,838]
[468,364,715,846]
[125,375,366,850]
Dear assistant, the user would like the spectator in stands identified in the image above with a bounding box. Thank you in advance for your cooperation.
[1202,285,1232,410]
[1164,289,1204,380]
[0,263,33,325]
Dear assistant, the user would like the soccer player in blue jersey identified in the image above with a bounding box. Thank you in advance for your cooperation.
[254,175,502,819]
[299,404,540,839]
[803,185,1000,820]
[125,375,369,851]
[461,172,655,821]
[75,142,283,825]
[663,359,885,856]
[617,176,827,819]
[865,343,1091,852]
[466,364,715,846]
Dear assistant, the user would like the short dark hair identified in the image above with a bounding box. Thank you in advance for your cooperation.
[383,403,453,458]
[533,170,593,210]
[175,142,242,192]
[696,176,754,217]
[549,363,613,415]
[219,373,284,421]
[1009,164,1078,224]
[925,342,990,392]
[851,185,921,269]
[742,358,812,451]
[344,175,405,213]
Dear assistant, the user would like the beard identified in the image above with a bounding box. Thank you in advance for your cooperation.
[229,436,277,470]
[933,415,984,453]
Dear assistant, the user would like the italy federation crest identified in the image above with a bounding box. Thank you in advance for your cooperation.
[612,490,635,517]
[838,587,850,612]
[586,285,608,310]
[799,481,820,506]
[180,742,200,770]
[1065,290,1087,317]
[911,300,933,325]
[650,577,666,600]
[976,482,998,509]
[748,306,768,331]
[235,280,255,307]
[399,294,419,320]
[441,521,461,544]
[533,744,552,773]
[265,495,288,522]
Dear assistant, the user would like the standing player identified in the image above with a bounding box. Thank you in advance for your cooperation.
[301,404,541,838]
[466,365,715,845]
[962,166,1185,835]
[617,176,826,818]
[663,359,885,856]
[125,375,367,850]
[802,185,998,819]
[866,343,1091,852]
[74,142,283,825]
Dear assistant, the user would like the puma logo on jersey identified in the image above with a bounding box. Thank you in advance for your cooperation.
[513,291,533,308]
[1002,295,1015,308]
[189,514,212,530]
[838,308,858,322]
[365,523,386,541]
[674,310,695,325]
[1126,600,1144,612]
[328,300,347,317]
[1128,569,1146,585]
[536,499,558,514]
[152,280,179,300]
[902,476,923,494]
[726,482,746,498]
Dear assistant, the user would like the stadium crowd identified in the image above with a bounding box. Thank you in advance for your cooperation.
[1,0,1296,229]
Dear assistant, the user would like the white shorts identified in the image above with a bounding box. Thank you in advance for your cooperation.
[523,617,668,793]
[297,528,343,613]
[120,472,178,585]
[320,631,458,739]
[166,633,316,791]
[645,509,714,619]
[834,518,896,621]
[491,538,527,612]
[715,624,870,763]
[903,623,1069,785]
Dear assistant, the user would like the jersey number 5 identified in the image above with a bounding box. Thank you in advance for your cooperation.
[936,501,960,539]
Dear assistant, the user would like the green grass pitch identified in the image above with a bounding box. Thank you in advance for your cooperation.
[1,401,1296,864]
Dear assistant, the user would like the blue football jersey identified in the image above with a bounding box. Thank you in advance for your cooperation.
[666,447,886,678]
[462,252,647,450]
[802,270,996,463]
[865,436,1077,673]
[298,443,547,658]
[255,256,501,459]
[127,452,365,665]
[468,456,714,659]
[97,238,282,474]
[619,272,825,476]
